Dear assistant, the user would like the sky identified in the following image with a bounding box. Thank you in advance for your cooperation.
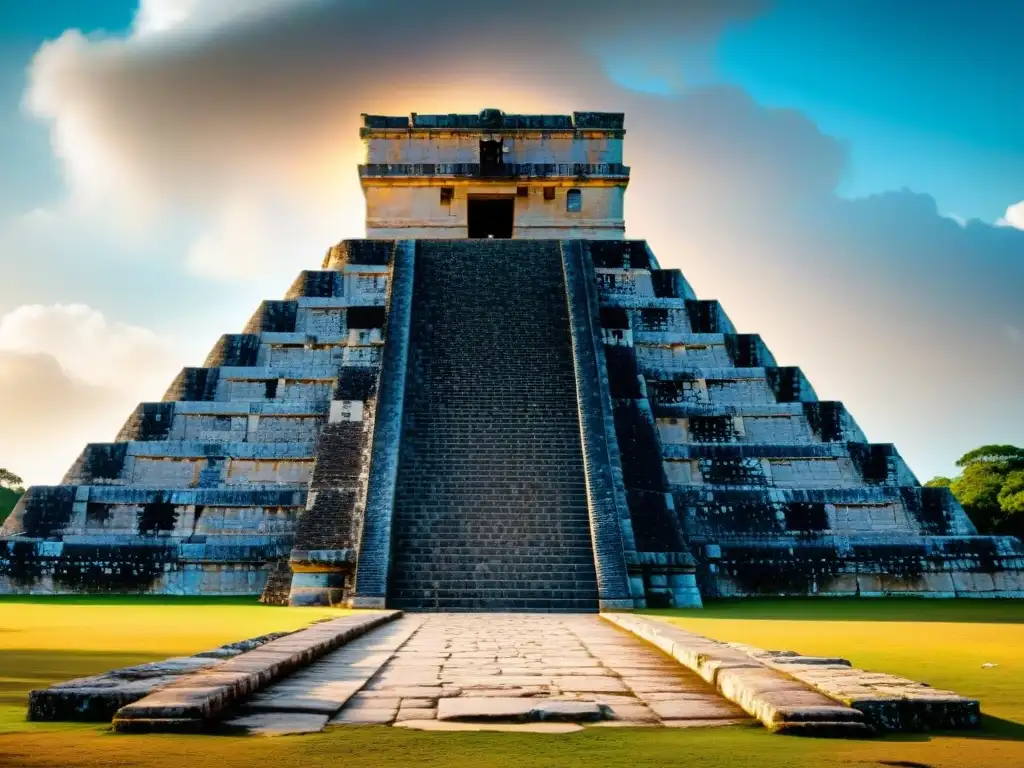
[0,0,1020,486]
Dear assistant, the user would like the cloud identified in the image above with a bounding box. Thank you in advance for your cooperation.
[22,0,764,277]
[11,0,1024,484]
[183,195,349,283]
[0,304,180,393]
[998,200,1024,229]
[0,351,122,486]
[25,0,762,213]
[0,305,184,484]
[133,0,315,37]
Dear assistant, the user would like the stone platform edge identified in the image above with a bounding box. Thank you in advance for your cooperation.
[724,641,981,732]
[28,631,294,722]
[112,610,402,732]
[601,613,871,736]
[604,613,983,735]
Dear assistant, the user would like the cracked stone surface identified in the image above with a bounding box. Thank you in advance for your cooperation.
[240,614,750,731]
[226,712,330,735]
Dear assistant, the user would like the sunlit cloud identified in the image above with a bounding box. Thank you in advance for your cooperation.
[997,199,1024,230]
[4,0,1022,486]
[0,304,184,484]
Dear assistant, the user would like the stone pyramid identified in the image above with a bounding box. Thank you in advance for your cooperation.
[2,110,1021,609]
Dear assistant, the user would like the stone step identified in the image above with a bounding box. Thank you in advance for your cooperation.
[388,597,598,612]
[394,553,596,562]
[392,538,594,549]
[389,584,599,595]
[389,580,598,591]
[391,510,593,519]
[393,537,592,546]
[390,582,598,593]
[389,561,597,574]
[233,616,425,720]
[437,697,602,722]
[729,641,981,732]
[391,554,596,565]
[393,529,591,538]
[111,611,401,732]
[391,515,592,524]
[386,240,598,609]
[394,486,588,495]
[389,553,597,565]
[603,614,871,736]
[390,577,598,589]
[390,594,600,606]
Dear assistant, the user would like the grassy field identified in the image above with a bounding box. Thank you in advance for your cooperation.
[0,596,344,733]
[0,596,1022,768]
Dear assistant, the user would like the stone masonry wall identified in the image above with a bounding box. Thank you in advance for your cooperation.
[0,240,394,596]
[588,239,1024,599]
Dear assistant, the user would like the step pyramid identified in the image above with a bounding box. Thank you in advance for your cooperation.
[2,237,1021,606]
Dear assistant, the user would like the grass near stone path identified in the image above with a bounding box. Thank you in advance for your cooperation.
[0,597,1022,768]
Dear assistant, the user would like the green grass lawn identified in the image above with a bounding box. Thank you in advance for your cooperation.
[0,596,345,733]
[0,596,1022,768]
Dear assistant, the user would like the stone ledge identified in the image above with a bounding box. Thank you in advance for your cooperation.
[111,610,401,732]
[28,632,294,722]
[437,697,603,723]
[601,613,870,737]
[727,642,981,732]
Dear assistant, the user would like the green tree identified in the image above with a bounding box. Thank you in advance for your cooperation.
[930,445,1024,538]
[0,468,23,489]
[0,467,24,525]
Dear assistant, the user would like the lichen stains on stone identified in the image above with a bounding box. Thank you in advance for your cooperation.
[53,544,170,591]
[21,487,76,539]
[848,443,892,484]
[137,494,179,536]
[723,543,842,594]
[0,540,44,585]
[804,401,845,442]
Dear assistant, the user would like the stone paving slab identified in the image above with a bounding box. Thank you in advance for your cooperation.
[602,613,870,736]
[112,611,402,732]
[225,712,329,736]
[395,720,584,733]
[725,642,981,732]
[437,697,603,722]
[331,707,399,725]
[321,613,752,731]
[222,615,428,733]
[98,611,970,737]
[28,657,222,723]
[27,631,296,722]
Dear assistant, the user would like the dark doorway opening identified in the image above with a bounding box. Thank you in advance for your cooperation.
[468,197,514,238]
[479,139,504,176]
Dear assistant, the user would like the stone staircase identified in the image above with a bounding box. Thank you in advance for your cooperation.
[387,241,599,611]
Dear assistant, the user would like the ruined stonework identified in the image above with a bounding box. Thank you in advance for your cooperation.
[585,240,1024,600]
[2,110,1022,606]
[360,110,627,239]
[0,240,394,598]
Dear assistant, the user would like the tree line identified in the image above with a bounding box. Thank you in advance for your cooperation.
[0,468,24,525]
[926,445,1024,539]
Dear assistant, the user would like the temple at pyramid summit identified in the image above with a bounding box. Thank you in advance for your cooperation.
[2,108,1022,610]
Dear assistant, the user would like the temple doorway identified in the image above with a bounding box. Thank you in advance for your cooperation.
[467,196,514,238]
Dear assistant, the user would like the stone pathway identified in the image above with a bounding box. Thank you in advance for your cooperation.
[229,613,749,733]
